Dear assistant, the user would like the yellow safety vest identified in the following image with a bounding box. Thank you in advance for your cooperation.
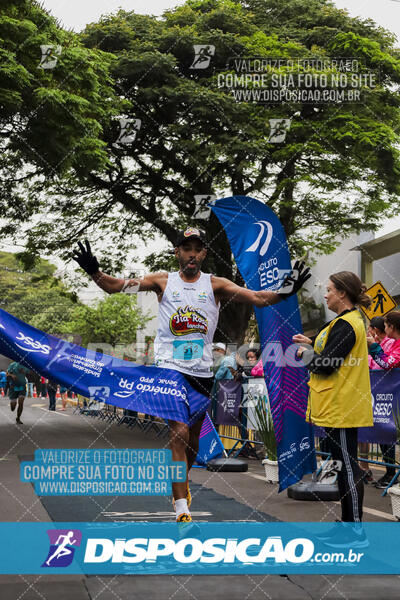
[306,309,373,428]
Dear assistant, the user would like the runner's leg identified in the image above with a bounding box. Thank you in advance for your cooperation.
[169,420,190,501]
[16,395,25,423]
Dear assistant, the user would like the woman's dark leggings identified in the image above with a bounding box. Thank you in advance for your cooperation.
[325,427,364,522]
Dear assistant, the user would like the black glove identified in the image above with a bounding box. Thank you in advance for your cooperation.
[72,240,100,275]
[277,260,311,299]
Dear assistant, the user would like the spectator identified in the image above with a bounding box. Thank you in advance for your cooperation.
[360,317,395,483]
[367,311,400,369]
[60,386,68,411]
[7,361,31,424]
[47,379,58,411]
[212,343,227,374]
[367,312,400,489]
[0,370,6,396]
[40,376,47,399]
[293,271,373,542]
[245,348,263,377]
[214,349,237,382]
[26,370,36,398]
[368,316,395,369]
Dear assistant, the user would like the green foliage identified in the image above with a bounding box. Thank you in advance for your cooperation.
[0,251,78,333]
[252,396,277,461]
[60,293,152,347]
[0,0,119,180]
[2,0,400,342]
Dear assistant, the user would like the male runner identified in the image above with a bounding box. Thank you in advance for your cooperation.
[7,361,30,424]
[73,227,310,523]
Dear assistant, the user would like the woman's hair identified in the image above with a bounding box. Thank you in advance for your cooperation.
[329,271,372,308]
[369,316,385,333]
[246,348,261,359]
[384,311,400,332]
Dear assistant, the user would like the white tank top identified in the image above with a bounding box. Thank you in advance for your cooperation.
[154,271,219,377]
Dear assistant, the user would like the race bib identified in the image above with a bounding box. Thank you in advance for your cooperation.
[173,340,204,361]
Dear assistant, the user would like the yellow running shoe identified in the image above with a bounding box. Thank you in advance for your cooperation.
[176,512,192,523]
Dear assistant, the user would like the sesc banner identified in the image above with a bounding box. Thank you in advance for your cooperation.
[216,380,242,425]
[211,196,316,491]
[358,369,400,444]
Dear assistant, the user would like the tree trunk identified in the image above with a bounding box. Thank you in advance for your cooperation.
[216,301,253,347]
[206,213,254,346]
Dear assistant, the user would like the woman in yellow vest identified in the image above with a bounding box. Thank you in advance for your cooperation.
[293,272,373,535]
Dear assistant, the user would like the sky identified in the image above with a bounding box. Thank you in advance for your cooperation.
[41,0,400,40]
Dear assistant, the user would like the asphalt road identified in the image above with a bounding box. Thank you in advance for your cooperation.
[0,397,399,600]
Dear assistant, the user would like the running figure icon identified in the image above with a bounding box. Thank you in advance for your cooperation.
[372,289,386,314]
[46,531,77,566]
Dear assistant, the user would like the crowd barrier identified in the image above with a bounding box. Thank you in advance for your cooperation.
[70,370,400,490]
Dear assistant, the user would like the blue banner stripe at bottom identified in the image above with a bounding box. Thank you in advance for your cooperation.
[0,522,399,575]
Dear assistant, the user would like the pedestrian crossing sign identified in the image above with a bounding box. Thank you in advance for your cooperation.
[361,281,397,320]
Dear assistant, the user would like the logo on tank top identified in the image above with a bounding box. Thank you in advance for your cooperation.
[315,329,328,352]
[169,305,208,336]
[198,291,207,302]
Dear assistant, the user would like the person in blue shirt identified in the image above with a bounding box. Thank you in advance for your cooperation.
[7,362,31,424]
[0,371,6,395]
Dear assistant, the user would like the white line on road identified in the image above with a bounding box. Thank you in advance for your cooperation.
[244,472,270,482]
[35,406,71,417]
[244,471,396,521]
[101,511,212,520]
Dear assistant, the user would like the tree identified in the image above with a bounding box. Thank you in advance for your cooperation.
[2,0,400,344]
[60,293,152,348]
[0,251,78,333]
[0,0,119,233]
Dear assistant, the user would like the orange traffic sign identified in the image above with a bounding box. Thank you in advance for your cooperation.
[360,281,397,320]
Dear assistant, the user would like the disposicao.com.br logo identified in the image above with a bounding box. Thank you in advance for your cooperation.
[82,535,363,567]
[1,522,396,575]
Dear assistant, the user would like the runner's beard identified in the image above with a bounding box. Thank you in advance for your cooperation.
[180,259,201,277]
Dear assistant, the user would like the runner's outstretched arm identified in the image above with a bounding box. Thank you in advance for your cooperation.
[213,260,311,307]
[72,239,162,294]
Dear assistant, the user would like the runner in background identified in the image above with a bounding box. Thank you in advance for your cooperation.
[6,361,31,424]
[0,370,6,396]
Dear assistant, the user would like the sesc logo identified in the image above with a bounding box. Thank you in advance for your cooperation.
[15,332,51,355]
[245,221,273,256]
[300,437,310,452]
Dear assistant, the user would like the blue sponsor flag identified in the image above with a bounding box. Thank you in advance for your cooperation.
[196,413,225,465]
[0,308,209,427]
[211,196,316,490]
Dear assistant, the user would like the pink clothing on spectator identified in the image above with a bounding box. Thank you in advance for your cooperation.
[368,336,395,369]
[250,359,264,377]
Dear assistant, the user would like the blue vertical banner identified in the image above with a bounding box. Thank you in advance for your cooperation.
[211,196,316,490]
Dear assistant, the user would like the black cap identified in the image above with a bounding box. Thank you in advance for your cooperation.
[176,227,207,247]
